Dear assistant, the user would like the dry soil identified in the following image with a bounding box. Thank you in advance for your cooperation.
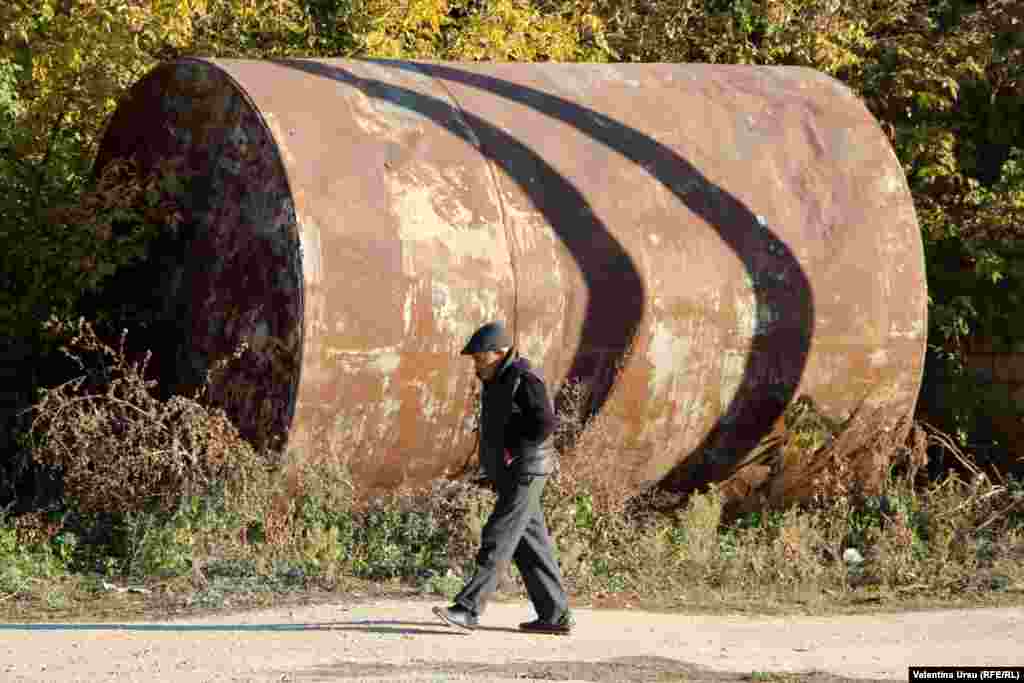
[2,598,1022,682]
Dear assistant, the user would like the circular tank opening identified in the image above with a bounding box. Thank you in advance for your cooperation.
[95,59,304,453]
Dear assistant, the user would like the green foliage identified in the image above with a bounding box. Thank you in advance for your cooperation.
[440,0,612,61]
[668,484,724,568]
[0,513,71,599]
[0,0,311,350]
[419,568,463,597]
[122,485,254,578]
[350,498,449,580]
[572,492,595,530]
[290,489,357,573]
[123,509,195,578]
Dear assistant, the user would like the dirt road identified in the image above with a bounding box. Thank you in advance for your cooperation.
[2,598,1022,682]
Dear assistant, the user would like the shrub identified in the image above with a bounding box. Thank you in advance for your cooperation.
[26,318,270,517]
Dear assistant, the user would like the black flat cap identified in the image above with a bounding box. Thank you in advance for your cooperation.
[461,321,512,355]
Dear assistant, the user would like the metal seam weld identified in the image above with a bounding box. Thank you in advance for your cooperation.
[426,71,510,475]
[430,72,521,349]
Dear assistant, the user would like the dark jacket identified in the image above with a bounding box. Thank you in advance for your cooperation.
[478,350,557,482]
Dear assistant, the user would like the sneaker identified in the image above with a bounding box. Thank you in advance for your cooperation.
[432,605,478,631]
[519,611,574,635]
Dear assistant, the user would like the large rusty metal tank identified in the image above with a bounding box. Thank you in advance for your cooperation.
[95,59,927,502]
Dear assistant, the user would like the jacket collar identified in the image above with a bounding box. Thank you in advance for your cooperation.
[488,347,518,385]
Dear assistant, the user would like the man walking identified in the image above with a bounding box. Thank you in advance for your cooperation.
[433,321,574,635]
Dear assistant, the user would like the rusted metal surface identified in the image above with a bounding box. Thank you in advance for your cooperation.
[95,59,927,501]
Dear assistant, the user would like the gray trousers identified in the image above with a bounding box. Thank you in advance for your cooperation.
[454,473,569,620]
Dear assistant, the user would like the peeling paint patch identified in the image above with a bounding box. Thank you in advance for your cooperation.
[431,280,463,339]
[409,379,445,426]
[520,327,559,369]
[325,346,401,359]
[889,318,926,340]
[648,320,693,397]
[403,288,414,335]
[734,289,758,342]
[719,351,747,422]
[376,398,402,435]
[388,168,503,277]
[332,410,369,452]
[471,289,501,323]
[503,200,551,254]
[877,169,907,196]
[372,352,402,375]
[348,89,389,137]
[299,215,322,285]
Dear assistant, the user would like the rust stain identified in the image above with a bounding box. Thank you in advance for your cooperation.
[95,59,928,503]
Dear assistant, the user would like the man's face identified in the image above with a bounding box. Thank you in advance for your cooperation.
[471,350,505,381]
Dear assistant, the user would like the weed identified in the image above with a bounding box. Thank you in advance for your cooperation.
[0,510,69,602]
[44,588,69,610]
[749,674,803,683]
[418,570,464,599]
[189,587,227,610]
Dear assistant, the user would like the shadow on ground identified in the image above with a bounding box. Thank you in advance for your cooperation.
[0,619,526,636]
[288,656,892,683]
